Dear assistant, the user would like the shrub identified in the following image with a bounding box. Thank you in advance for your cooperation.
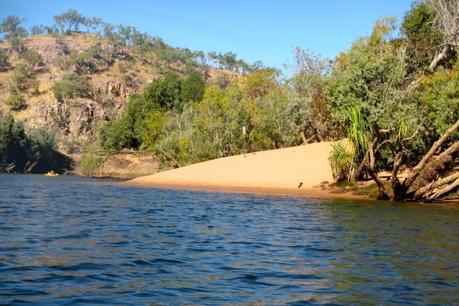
[0,115,72,173]
[0,49,9,71]
[22,50,43,67]
[143,72,182,110]
[6,92,27,111]
[78,153,104,176]
[117,61,133,74]
[52,74,91,101]
[243,69,278,99]
[9,36,26,54]
[11,64,32,90]
[181,71,205,105]
[328,142,355,182]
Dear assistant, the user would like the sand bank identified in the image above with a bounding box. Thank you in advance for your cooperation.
[123,141,369,201]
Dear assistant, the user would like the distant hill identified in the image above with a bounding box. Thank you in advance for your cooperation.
[0,33,240,158]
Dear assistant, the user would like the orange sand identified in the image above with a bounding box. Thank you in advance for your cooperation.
[123,141,367,200]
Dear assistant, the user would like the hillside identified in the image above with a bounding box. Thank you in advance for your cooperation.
[0,34,238,160]
[0,5,457,202]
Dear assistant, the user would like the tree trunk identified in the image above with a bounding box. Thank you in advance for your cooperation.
[429,45,452,71]
[366,137,390,200]
[415,172,459,199]
[391,152,405,201]
[427,178,459,201]
[406,141,459,197]
[404,119,459,190]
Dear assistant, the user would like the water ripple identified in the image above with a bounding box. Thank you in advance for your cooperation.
[0,174,458,305]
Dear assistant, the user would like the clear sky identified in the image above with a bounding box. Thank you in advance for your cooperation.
[1,0,413,69]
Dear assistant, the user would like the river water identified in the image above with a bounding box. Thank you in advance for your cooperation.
[0,174,458,305]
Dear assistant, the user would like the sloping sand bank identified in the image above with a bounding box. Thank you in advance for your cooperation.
[124,141,366,200]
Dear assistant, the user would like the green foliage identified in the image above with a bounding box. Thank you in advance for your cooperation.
[53,9,90,34]
[10,64,37,92]
[208,51,255,72]
[0,114,71,173]
[143,72,183,110]
[78,153,104,176]
[326,18,409,126]
[30,25,46,35]
[328,142,355,182]
[143,72,205,111]
[243,69,278,99]
[154,85,248,166]
[0,15,27,39]
[0,49,9,71]
[99,93,153,152]
[213,72,230,89]
[249,90,305,150]
[181,71,205,105]
[6,92,27,111]
[57,43,111,74]
[346,105,371,161]
[21,50,43,67]
[99,119,136,152]
[9,36,26,54]
[52,74,91,101]
[401,2,443,73]
[141,111,167,150]
[416,61,459,135]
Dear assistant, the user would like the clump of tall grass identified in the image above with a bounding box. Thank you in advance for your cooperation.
[328,142,355,182]
[78,153,104,176]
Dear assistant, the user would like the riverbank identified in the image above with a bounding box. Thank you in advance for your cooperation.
[123,141,371,201]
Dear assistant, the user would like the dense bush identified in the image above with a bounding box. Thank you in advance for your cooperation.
[6,92,27,111]
[328,142,354,182]
[0,49,9,71]
[401,2,443,73]
[21,50,43,67]
[52,74,91,101]
[0,114,72,173]
[78,153,104,176]
[10,64,38,92]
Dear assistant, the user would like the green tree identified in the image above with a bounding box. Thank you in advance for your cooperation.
[22,50,43,68]
[243,69,278,99]
[143,72,183,110]
[325,18,418,199]
[401,2,443,73]
[181,71,205,106]
[52,74,91,101]
[30,25,46,35]
[54,9,87,33]
[0,16,27,39]
[11,64,37,92]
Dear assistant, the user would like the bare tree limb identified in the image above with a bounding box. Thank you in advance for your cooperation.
[415,171,459,198]
[405,119,459,188]
[427,177,459,201]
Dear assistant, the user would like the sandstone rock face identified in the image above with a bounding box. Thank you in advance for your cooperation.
[24,98,109,155]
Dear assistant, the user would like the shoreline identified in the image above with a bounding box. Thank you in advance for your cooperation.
[120,142,373,202]
[120,180,373,202]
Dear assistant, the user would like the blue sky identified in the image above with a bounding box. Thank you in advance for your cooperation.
[2,0,413,69]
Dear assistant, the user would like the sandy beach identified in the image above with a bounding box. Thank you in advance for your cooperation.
[123,141,367,200]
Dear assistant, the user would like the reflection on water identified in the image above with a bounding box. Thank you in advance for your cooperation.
[0,174,458,304]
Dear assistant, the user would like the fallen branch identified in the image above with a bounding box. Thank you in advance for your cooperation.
[405,119,459,189]
[427,177,459,201]
[415,171,459,198]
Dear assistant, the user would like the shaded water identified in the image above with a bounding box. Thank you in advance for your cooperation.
[0,174,458,305]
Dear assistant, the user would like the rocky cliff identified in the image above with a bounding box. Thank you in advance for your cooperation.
[0,34,235,175]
